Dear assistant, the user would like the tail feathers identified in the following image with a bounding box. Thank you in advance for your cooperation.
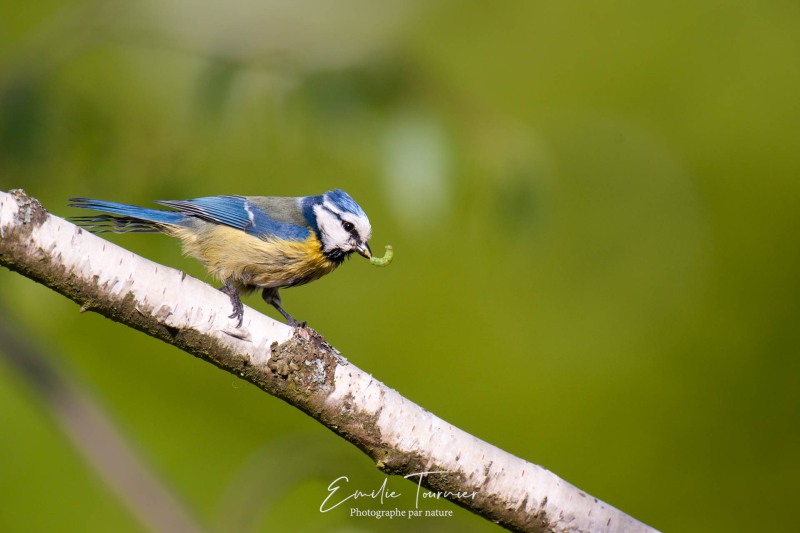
[68,198,186,233]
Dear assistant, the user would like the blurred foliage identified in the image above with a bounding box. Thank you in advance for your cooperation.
[1,0,799,532]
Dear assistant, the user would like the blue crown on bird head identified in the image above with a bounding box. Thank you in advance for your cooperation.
[325,189,368,218]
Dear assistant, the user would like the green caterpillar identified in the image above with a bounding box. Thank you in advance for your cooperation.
[370,245,394,267]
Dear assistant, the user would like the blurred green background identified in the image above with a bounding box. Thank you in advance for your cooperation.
[2,1,799,531]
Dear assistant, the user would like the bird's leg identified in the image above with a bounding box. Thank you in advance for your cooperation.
[220,279,244,327]
[262,287,304,328]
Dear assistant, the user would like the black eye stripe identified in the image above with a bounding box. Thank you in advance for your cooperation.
[321,205,342,221]
[344,224,359,239]
[321,205,360,240]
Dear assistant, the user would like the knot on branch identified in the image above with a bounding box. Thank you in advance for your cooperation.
[268,326,341,395]
[9,189,47,229]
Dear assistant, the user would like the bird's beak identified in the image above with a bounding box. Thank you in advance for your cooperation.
[356,242,372,259]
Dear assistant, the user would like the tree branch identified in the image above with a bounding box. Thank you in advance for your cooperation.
[0,189,657,533]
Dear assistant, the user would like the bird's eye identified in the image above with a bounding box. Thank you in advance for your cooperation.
[343,221,355,232]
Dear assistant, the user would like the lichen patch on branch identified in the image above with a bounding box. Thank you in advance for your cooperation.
[268,326,341,395]
[9,189,48,228]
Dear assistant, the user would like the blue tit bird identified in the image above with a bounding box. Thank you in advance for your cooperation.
[69,190,374,327]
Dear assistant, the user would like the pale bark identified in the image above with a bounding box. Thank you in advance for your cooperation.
[0,189,658,533]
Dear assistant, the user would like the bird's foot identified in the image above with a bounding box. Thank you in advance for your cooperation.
[262,288,305,328]
[287,317,307,329]
[278,308,306,329]
[220,280,244,328]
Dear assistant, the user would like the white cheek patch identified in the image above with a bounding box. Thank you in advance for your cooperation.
[313,204,351,252]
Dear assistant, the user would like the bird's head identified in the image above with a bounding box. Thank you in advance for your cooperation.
[309,189,373,263]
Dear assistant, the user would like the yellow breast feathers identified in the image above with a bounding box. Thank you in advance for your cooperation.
[169,225,339,291]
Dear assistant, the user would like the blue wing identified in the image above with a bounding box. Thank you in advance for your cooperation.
[156,196,311,241]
